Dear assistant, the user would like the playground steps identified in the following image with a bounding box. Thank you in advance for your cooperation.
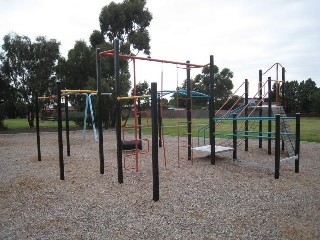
[272,105,296,157]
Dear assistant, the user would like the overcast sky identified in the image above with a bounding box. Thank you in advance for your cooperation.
[1,0,319,95]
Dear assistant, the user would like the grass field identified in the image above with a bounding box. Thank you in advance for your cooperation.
[126,117,320,143]
[2,117,320,142]
[2,118,76,129]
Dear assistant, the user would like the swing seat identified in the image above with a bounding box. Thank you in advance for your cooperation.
[121,140,142,150]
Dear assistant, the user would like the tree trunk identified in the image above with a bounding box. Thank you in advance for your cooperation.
[27,104,34,128]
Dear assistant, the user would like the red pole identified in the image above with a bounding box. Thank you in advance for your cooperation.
[99,51,206,68]
[133,59,139,172]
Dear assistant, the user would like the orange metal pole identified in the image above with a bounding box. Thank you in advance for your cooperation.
[99,52,206,68]
[133,59,139,172]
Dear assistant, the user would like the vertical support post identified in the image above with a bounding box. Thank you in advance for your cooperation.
[209,55,215,165]
[57,81,64,180]
[132,59,139,172]
[275,114,280,179]
[35,93,41,161]
[114,39,123,184]
[65,95,70,156]
[295,113,300,173]
[138,98,142,141]
[186,61,192,160]
[233,114,237,160]
[259,70,263,148]
[268,77,272,155]
[151,82,159,201]
[282,67,286,107]
[96,48,104,174]
[281,67,286,151]
[158,98,162,147]
[244,79,248,151]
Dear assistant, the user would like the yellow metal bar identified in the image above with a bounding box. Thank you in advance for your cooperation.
[61,89,98,93]
[38,96,50,99]
[117,95,151,101]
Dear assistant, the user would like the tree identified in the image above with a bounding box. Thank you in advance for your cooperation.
[1,33,60,127]
[57,40,94,90]
[99,0,152,55]
[283,80,300,113]
[298,78,317,113]
[130,80,150,109]
[310,89,320,113]
[283,78,318,113]
[89,30,105,49]
[0,72,9,129]
[180,65,234,109]
[130,80,150,96]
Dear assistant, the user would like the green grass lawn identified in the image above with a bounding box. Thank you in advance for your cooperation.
[125,117,320,143]
[2,117,320,142]
[2,118,76,129]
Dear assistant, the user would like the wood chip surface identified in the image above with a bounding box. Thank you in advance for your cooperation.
[0,130,319,239]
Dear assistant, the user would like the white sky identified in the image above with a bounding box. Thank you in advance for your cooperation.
[1,0,319,96]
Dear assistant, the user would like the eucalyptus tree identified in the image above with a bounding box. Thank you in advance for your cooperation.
[179,65,234,108]
[1,33,60,127]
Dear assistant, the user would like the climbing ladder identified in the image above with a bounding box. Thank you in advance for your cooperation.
[272,105,296,157]
[177,95,193,164]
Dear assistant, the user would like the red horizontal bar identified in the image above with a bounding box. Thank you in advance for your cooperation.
[99,51,206,68]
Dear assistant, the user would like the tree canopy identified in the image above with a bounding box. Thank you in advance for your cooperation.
[283,78,318,113]
[99,0,152,55]
[176,65,234,108]
[1,33,60,126]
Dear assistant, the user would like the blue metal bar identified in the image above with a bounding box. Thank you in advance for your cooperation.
[214,133,276,139]
[213,117,276,121]
[197,124,209,146]
[82,93,89,140]
[88,93,97,141]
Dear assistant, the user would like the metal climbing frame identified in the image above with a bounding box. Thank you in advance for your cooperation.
[98,40,207,183]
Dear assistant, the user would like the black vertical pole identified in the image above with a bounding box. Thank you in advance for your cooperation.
[282,67,286,108]
[65,95,70,157]
[295,113,300,173]
[138,98,142,141]
[259,70,263,148]
[281,67,286,151]
[268,77,272,155]
[35,93,41,161]
[233,113,237,160]
[151,82,159,201]
[186,61,192,160]
[244,79,248,151]
[158,98,162,147]
[57,81,64,180]
[96,48,104,174]
[275,114,280,179]
[209,55,215,165]
[114,39,123,184]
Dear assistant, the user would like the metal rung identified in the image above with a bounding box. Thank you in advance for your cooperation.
[280,155,298,163]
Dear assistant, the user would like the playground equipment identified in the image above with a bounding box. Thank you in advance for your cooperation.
[98,41,206,173]
[36,35,300,201]
[35,86,112,176]
[193,62,299,179]
[97,40,208,201]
